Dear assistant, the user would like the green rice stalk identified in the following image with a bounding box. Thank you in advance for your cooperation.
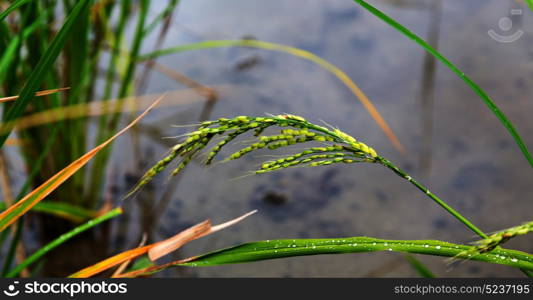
[0,201,99,223]
[143,0,180,37]
[464,221,533,256]
[130,114,486,242]
[0,0,33,21]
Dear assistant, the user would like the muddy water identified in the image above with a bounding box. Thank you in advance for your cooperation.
[102,0,533,277]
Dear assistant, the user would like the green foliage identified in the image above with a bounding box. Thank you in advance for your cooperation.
[132,114,486,240]
[127,237,533,277]
[526,0,533,12]
[0,201,98,223]
[0,0,33,21]
[0,0,92,147]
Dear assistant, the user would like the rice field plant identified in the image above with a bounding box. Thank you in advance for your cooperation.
[107,114,532,277]
[0,0,532,278]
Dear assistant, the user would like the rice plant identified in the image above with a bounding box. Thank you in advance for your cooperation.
[119,114,532,277]
[129,114,484,237]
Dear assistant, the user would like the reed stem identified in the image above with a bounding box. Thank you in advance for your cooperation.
[376,156,488,239]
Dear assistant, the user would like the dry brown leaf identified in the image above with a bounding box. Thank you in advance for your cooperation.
[70,210,257,278]
[0,87,70,103]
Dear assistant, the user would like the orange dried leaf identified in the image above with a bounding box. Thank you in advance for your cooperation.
[148,220,211,261]
[0,87,70,103]
[73,210,257,278]
[112,234,148,277]
[69,245,152,278]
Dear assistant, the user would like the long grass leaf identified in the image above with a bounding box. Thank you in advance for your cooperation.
[0,201,99,223]
[0,14,44,84]
[118,237,533,277]
[138,39,405,154]
[0,95,163,232]
[352,0,533,167]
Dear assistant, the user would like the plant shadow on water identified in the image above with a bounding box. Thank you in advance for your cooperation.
[2,0,533,277]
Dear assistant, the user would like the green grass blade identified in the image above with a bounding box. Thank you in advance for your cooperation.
[405,254,435,278]
[377,157,488,239]
[0,201,98,223]
[0,16,44,84]
[143,0,179,37]
[0,0,91,148]
[0,0,33,21]
[5,207,123,278]
[116,0,149,99]
[87,0,149,204]
[180,238,533,270]
[352,0,533,168]
[122,237,533,277]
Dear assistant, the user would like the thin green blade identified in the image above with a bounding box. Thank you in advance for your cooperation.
[352,0,533,168]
